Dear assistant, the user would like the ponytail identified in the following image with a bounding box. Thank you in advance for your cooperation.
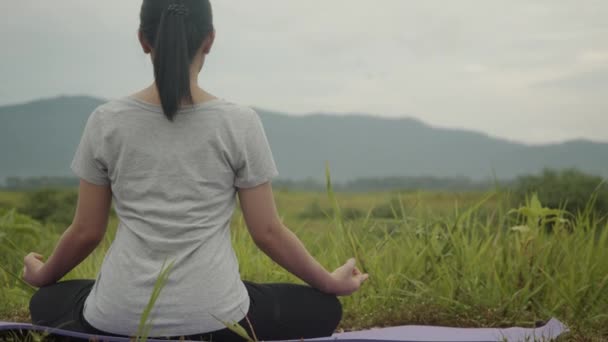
[153,6,192,121]
[140,0,214,121]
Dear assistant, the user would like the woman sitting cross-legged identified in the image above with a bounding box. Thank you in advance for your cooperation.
[22,1,368,341]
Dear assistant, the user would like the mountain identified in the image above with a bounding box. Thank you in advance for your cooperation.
[0,96,106,183]
[257,109,608,181]
[1,96,607,184]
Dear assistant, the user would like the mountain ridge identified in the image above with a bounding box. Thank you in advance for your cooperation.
[1,96,607,183]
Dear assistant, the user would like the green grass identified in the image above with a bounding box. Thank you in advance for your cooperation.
[0,188,607,341]
[0,192,26,211]
[136,259,175,342]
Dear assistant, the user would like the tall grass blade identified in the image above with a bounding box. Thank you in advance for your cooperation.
[135,259,175,342]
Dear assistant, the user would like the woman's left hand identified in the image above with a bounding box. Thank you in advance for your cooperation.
[23,252,48,288]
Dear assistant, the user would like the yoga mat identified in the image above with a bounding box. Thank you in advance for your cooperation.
[0,318,568,342]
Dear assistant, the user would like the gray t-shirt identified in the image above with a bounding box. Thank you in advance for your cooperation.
[71,97,278,337]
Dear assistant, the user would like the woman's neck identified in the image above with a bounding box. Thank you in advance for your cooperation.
[132,83,217,106]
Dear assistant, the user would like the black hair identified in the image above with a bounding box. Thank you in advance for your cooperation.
[140,0,214,121]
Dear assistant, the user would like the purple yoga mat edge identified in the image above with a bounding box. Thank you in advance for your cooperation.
[0,322,397,342]
[0,320,567,342]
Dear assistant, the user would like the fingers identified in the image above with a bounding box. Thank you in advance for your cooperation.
[24,253,33,264]
[337,258,370,294]
[23,253,45,273]
[354,273,369,287]
[345,259,368,278]
[24,252,44,262]
[346,259,364,275]
[338,258,356,276]
[24,258,35,268]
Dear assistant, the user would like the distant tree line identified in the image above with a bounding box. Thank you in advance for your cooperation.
[274,176,501,192]
[513,169,607,218]
[338,176,499,192]
[3,169,607,219]
[2,176,80,190]
[3,175,498,192]
[3,169,606,225]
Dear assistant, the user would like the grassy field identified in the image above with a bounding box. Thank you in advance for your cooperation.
[0,187,606,341]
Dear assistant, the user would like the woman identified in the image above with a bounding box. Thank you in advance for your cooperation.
[22,0,368,341]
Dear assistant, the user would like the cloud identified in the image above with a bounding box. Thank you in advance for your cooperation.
[464,64,489,74]
[577,49,608,66]
[535,69,608,92]
[1,0,607,143]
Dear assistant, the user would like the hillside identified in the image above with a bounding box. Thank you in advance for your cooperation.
[1,96,607,183]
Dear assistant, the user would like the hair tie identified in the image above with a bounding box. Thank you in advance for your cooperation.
[166,4,189,16]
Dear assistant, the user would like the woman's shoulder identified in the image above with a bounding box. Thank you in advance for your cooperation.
[210,98,259,119]
[204,98,265,131]
[86,98,140,120]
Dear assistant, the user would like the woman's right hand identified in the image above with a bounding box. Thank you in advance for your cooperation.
[327,258,369,296]
[23,252,48,288]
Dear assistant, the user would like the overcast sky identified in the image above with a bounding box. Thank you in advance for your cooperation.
[1,1,607,144]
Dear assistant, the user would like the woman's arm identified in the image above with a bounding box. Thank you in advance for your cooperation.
[238,182,368,296]
[23,180,112,287]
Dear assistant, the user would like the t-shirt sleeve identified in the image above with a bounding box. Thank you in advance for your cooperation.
[70,110,111,186]
[234,111,279,188]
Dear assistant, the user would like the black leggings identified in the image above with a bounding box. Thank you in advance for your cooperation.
[29,280,342,341]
